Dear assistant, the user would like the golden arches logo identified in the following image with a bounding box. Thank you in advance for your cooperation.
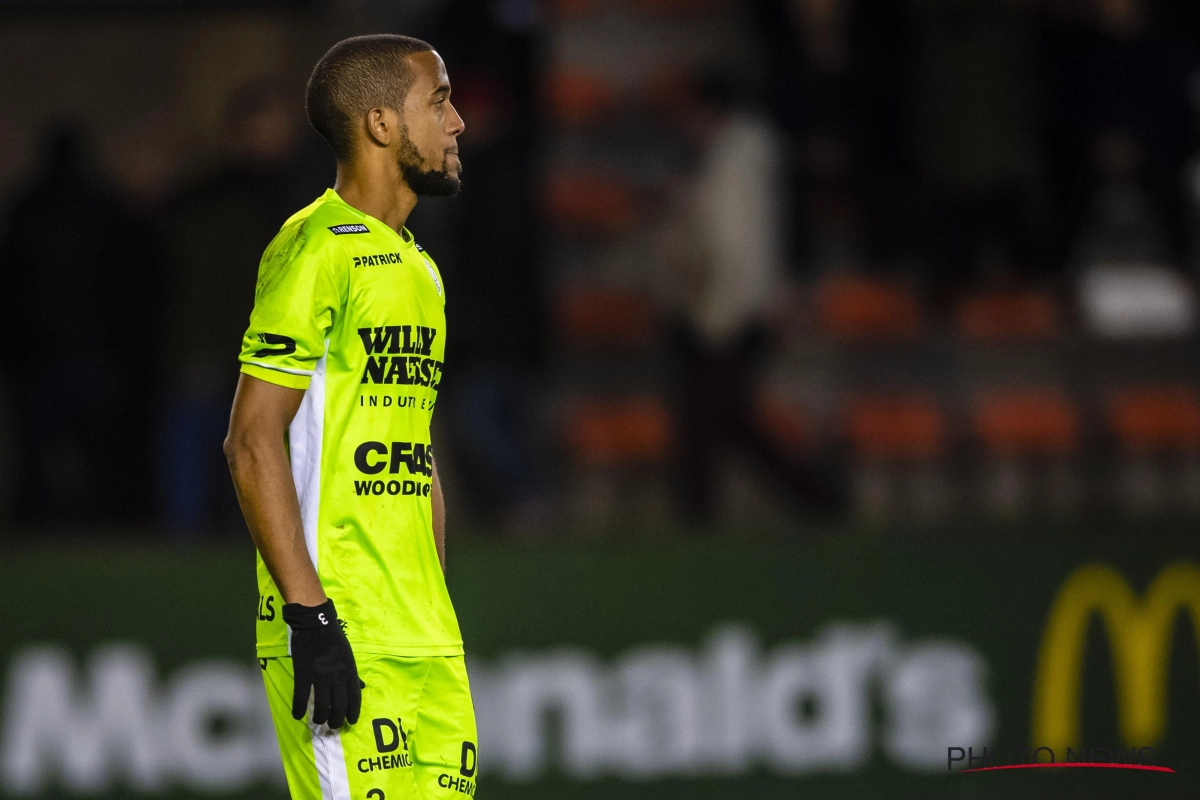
[1032,562,1200,755]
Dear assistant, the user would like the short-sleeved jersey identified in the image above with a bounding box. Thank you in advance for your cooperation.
[240,188,461,658]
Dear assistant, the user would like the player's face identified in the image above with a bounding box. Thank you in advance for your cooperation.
[397,50,465,197]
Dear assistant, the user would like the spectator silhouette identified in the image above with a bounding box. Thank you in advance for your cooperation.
[0,125,155,525]
[1041,0,1197,264]
[415,0,550,530]
[156,81,319,535]
[436,75,548,528]
[1073,129,1173,271]
[658,76,846,525]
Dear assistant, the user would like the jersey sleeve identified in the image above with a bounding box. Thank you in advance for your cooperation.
[239,231,346,390]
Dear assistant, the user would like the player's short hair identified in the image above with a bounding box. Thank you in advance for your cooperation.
[306,34,434,162]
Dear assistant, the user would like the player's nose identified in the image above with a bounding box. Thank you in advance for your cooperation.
[447,100,465,137]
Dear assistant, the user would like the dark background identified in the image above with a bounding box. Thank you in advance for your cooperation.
[2,0,1200,797]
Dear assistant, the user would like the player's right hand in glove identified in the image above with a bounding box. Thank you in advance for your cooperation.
[283,599,362,729]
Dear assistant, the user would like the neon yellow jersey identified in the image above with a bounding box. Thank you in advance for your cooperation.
[240,188,461,658]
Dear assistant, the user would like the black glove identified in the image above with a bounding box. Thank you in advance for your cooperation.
[283,599,362,729]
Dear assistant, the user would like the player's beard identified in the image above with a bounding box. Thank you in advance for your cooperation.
[397,126,461,197]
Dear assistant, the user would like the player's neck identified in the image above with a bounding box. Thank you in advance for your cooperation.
[333,158,418,234]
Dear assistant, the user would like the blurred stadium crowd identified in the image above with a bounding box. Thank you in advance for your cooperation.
[3,0,1200,536]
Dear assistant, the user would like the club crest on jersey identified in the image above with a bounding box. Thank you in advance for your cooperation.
[329,223,370,235]
[424,261,443,297]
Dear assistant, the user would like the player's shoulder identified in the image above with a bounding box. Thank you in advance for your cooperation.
[291,192,377,250]
[263,192,367,264]
[252,193,356,298]
[302,193,377,238]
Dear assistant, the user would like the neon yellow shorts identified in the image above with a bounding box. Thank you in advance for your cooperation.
[261,654,479,799]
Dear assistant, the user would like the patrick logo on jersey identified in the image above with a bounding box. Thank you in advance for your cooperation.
[358,325,443,389]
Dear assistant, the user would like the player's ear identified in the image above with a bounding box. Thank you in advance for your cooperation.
[364,107,392,148]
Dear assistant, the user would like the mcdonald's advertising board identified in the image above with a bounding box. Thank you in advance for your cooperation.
[1,531,1198,799]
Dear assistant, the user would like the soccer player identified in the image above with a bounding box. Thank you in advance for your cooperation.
[224,35,477,799]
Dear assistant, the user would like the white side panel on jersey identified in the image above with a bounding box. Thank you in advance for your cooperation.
[295,347,351,800]
[310,720,352,800]
[289,341,329,574]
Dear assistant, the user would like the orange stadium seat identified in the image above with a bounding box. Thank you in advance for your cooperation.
[817,277,922,340]
[565,397,673,466]
[545,174,637,233]
[1109,387,1200,455]
[973,390,1080,458]
[557,288,655,346]
[546,71,620,127]
[644,68,691,112]
[755,392,813,456]
[844,393,945,461]
[955,290,1060,341]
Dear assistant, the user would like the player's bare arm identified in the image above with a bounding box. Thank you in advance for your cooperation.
[224,373,325,606]
[226,372,363,731]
